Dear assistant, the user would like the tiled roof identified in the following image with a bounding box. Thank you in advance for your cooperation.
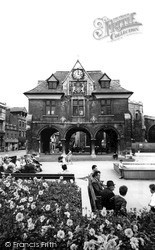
[88,71,132,94]
[24,70,132,95]
[10,107,27,113]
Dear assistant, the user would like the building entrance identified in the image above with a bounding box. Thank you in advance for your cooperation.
[40,128,60,154]
[95,128,118,154]
[148,125,155,142]
[65,127,91,154]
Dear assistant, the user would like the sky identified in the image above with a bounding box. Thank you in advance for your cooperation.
[0,0,154,116]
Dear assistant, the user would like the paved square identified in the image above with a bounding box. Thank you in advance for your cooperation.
[41,153,155,212]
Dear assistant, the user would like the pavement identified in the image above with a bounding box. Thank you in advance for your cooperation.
[0,150,155,212]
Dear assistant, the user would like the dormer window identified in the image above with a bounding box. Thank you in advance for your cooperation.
[99,73,111,88]
[46,74,59,89]
[100,81,110,88]
[48,81,57,89]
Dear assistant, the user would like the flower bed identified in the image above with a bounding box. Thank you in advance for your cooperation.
[0,175,155,249]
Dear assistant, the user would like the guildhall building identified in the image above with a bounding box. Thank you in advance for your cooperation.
[24,61,133,156]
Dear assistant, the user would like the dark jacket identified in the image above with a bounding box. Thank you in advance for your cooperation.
[91,178,104,197]
[112,195,127,216]
[102,187,115,210]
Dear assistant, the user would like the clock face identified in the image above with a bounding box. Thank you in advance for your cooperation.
[72,69,84,79]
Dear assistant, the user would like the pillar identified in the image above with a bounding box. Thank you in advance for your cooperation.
[91,139,96,158]
[61,139,66,156]
[117,138,121,155]
[38,139,41,155]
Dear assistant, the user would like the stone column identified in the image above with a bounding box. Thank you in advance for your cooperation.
[117,137,121,155]
[120,136,125,154]
[61,139,66,156]
[91,139,96,158]
[38,139,41,155]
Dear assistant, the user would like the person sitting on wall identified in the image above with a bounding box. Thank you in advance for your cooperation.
[111,185,128,216]
[58,154,70,173]
[118,159,125,179]
[3,155,16,173]
[19,156,27,172]
[22,155,37,173]
[31,155,42,172]
[14,156,22,173]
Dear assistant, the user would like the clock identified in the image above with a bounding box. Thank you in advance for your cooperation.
[72,69,84,80]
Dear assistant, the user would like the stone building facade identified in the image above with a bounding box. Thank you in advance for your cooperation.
[144,115,155,142]
[24,61,133,156]
[5,107,27,150]
[0,102,6,151]
[129,100,145,142]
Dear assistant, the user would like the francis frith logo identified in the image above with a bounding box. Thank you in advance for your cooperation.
[93,13,142,41]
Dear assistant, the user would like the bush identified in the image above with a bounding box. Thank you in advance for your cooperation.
[0,175,154,249]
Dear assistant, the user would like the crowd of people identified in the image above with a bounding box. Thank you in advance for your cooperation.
[0,154,42,174]
[88,164,155,215]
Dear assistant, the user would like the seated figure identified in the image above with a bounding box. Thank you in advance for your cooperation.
[88,171,104,211]
[0,157,4,172]
[3,156,16,173]
[101,180,115,210]
[21,155,37,173]
[112,185,128,216]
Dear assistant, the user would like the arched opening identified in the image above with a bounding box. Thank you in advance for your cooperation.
[95,128,118,154]
[40,127,61,154]
[65,127,91,154]
[148,125,155,142]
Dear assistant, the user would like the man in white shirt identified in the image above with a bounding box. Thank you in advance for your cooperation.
[149,184,155,212]
[118,159,125,179]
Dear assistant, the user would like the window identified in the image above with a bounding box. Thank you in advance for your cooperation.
[100,81,110,88]
[0,121,3,130]
[100,99,111,115]
[135,110,141,120]
[45,100,56,115]
[48,82,57,89]
[18,120,21,127]
[73,99,84,116]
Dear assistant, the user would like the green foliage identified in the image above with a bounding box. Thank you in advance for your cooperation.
[0,175,154,250]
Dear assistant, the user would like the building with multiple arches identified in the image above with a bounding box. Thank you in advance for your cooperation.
[24,60,134,156]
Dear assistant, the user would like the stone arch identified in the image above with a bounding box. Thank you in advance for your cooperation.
[38,125,62,154]
[148,125,155,142]
[64,125,92,154]
[37,125,63,137]
[94,125,120,154]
